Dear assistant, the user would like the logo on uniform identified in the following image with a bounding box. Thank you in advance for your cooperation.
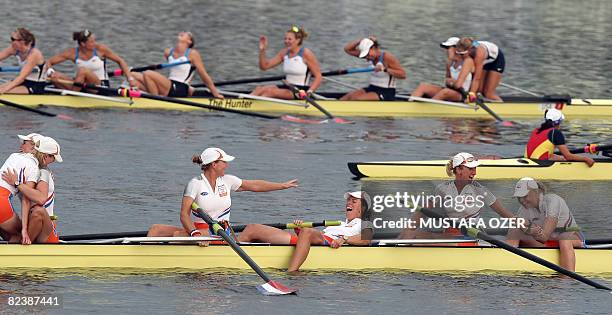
[200,192,209,196]
[218,184,227,197]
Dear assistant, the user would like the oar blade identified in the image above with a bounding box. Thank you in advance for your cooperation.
[332,117,355,124]
[257,280,297,296]
[281,114,328,124]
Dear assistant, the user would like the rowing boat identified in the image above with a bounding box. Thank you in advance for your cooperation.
[0,243,609,274]
[348,158,612,180]
[1,94,612,118]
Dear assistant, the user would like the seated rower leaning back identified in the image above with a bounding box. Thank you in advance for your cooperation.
[238,191,371,272]
[147,147,297,238]
[0,28,46,94]
[341,37,406,101]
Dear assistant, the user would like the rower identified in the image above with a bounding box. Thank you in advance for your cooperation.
[455,37,505,102]
[506,177,583,271]
[0,28,46,94]
[399,152,514,239]
[45,29,136,94]
[2,136,63,244]
[411,38,474,101]
[250,25,322,100]
[18,133,43,153]
[525,108,595,167]
[139,32,223,98]
[340,37,406,101]
[147,147,298,237]
[0,137,42,242]
[238,191,370,272]
[439,36,460,77]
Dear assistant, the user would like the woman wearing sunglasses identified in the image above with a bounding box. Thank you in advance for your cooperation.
[0,28,46,94]
[340,36,406,101]
[45,29,136,94]
[138,31,223,98]
[411,37,475,102]
[399,152,514,240]
[455,37,505,102]
[251,25,322,100]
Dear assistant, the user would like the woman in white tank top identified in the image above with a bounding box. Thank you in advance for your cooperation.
[455,37,505,102]
[412,44,475,102]
[340,36,406,101]
[45,29,136,94]
[0,28,46,94]
[251,26,322,100]
[138,32,223,98]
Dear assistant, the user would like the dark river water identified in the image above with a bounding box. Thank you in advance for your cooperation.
[1,0,611,314]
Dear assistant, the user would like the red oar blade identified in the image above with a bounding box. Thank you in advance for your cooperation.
[56,114,75,121]
[281,114,329,124]
[332,117,355,124]
[257,280,297,296]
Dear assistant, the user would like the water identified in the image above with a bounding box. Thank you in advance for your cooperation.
[1,0,611,314]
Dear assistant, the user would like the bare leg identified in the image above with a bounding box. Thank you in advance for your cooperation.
[433,88,463,101]
[147,224,183,237]
[50,71,77,90]
[0,82,30,94]
[0,214,22,243]
[130,72,146,90]
[411,83,443,98]
[143,70,172,96]
[251,85,294,99]
[340,89,366,101]
[481,71,503,101]
[237,224,293,244]
[287,228,326,272]
[29,206,54,243]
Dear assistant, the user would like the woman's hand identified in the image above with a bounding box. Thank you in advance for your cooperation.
[21,229,32,245]
[281,179,299,189]
[2,168,18,186]
[259,36,268,51]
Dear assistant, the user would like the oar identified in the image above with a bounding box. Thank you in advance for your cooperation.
[232,220,341,232]
[500,82,542,97]
[0,66,22,72]
[282,80,353,124]
[191,203,296,295]
[45,87,134,105]
[0,98,74,121]
[465,227,611,291]
[195,67,374,88]
[458,89,516,126]
[107,60,190,77]
[59,221,341,241]
[400,95,479,110]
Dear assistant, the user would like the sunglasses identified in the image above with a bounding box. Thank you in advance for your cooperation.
[290,25,300,33]
[10,36,24,42]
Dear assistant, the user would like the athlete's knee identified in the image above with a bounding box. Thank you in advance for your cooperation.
[29,206,46,223]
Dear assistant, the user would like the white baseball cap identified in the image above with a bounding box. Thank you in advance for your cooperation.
[451,152,479,168]
[440,37,460,48]
[18,133,43,143]
[358,38,374,58]
[344,191,371,210]
[513,177,539,197]
[35,136,63,163]
[200,147,235,165]
[545,109,565,123]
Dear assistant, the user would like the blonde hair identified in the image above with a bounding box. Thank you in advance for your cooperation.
[456,37,474,52]
[288,25,309,45]
[445,159,454,177]
[32,150,46,166]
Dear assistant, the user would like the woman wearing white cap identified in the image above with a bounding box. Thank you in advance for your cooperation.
[411,37,474,101]
[18,133,43,153]
[238,191,370,272]
[455,37,505,102]
[250,25,322,100]
[147,147,298,237]
[400,152,513,239]
[2,136,63,244]
[525,109,595,167]
[506,177,583,271]
[341,37,406,101]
